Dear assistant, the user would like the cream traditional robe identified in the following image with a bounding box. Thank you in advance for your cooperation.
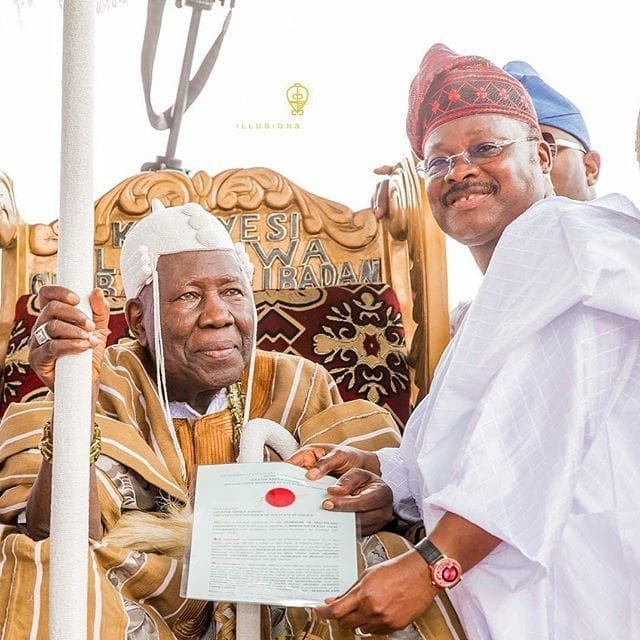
[379,194,640,640]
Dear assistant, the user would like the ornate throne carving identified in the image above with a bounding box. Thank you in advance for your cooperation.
[1,165,448,419]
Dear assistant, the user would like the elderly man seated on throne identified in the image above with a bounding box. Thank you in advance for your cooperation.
[0,201,465,640]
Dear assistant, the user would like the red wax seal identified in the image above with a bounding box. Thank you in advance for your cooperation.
[265,487,296,508]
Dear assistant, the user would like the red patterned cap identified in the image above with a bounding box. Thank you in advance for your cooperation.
[407,43,538,159]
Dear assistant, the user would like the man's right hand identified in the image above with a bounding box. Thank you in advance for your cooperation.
[28,286,110,394]
[288,443,381,479]
[287,445,393,535]
[371,165,393,220]
[323,468,394,535]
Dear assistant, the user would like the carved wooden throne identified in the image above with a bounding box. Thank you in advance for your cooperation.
[0,165,448,421]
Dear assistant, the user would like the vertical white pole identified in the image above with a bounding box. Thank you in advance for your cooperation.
[49,1,95,638]
[236,420,299,640]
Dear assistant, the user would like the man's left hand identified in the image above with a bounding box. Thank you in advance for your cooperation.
[316,550,439,634]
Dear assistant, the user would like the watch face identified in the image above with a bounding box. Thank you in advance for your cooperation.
[432,558,462,588]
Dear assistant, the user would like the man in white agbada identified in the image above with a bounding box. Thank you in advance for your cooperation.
[289,43,640,640]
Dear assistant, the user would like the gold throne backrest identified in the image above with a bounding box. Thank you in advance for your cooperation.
[0,165,448,403]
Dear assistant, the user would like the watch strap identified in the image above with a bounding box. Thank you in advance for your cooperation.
[415,538,444,566]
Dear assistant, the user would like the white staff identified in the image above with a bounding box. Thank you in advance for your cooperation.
[49,2,95,637]
[236,419,299,640]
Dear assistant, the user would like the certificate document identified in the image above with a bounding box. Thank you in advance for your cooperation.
[184,462,358,606]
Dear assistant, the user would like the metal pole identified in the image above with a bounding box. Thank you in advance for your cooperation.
[164,6,203,162]
[50,1,95,637]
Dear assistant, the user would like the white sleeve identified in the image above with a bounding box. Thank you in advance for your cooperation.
[422,305,639,569]
[378,400,428,522]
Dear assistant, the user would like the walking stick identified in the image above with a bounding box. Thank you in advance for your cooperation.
[236,419,299,640]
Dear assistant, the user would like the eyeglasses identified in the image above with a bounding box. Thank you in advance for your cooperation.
[541,131,587,157]
[416,137,540,179]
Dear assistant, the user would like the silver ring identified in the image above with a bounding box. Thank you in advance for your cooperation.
[33,323,52,346]
[355,628,372,637]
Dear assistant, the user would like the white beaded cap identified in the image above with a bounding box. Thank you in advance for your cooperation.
[120,199,254,298]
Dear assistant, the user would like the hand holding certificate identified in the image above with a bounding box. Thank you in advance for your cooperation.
[184,462,358,607]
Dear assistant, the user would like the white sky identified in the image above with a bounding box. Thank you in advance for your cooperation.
[1,0,639,307]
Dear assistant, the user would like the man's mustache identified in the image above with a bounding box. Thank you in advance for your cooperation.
[441,181,498,207]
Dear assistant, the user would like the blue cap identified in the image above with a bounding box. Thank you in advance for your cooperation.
[503,60,591,151]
